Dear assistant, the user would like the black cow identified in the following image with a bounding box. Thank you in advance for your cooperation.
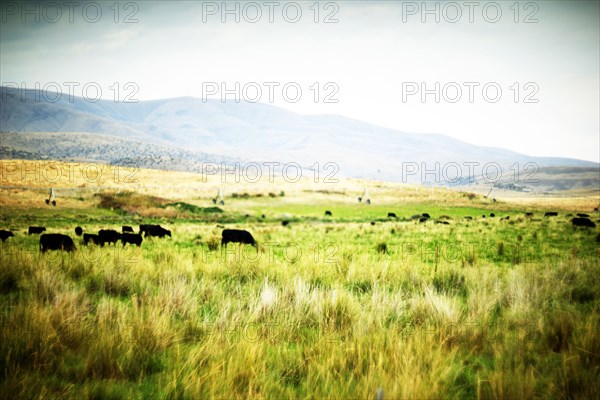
[83,233,102,246]
[419,217,428,223]
[545,212,558,217]
[121,233,143,247]
[577,213,590,218]
[572,218,596,228]
[482,215,486,218]
[139,224,152,236]
[370,221,376,226]
[140,224,161,236]
[75,226,83,236]
[325,211,332,216]
[0,230,14,242]
[122,226,134,233]
[98,229,121,246]
[421,213,431,219]
[387,212,397,218]
[281,220,290,227]
[40,233,76,252]
[222,229,256,247]
[28,226,46,235]
[490,213,495,218]
[144,226,171,238]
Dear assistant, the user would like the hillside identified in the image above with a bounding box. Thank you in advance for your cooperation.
[1,86,597,187]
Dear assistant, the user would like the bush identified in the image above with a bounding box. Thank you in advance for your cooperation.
[206,236,221,251]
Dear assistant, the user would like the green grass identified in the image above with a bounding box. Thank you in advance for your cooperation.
[1,179,599,399]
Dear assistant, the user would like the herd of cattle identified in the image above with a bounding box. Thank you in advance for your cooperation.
[0,223,256,253]
[0,210,598,252]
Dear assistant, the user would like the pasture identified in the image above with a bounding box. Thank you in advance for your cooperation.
[1,160,599,399]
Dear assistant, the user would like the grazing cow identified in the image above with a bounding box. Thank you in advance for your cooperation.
[144,226,171,238]
[572,217,596,228]
[281,220,290,227]
[75,226,83,236]
[482,215,486,218]
[419,217,428,223]
[139,224,163,236]
[577,213,590,218]
[122,226,134,233]
[40,233,76,252]
[261,214,266,219]
[421,213,431,219]
[139,224,155,236]
[370,221,376,226]
[0,230,14,242]
[28,226,46,235]
[387,212,397,218]
[221,229,256,247]
[325,210,332,216]
[121,233,143,247]
[545,212,558,217]
[525,212,533,217]
[83,233,101,246]
[98,229,122,246]
[490,213,495,217]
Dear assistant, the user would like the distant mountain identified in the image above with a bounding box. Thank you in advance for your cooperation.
[1,86,597,187]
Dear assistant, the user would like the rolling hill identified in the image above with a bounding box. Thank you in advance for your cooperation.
[1,86,597,189]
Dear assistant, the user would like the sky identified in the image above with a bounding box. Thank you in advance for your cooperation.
[1,0,599,162]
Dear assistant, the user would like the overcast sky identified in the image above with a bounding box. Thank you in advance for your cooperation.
[1,0,599,162]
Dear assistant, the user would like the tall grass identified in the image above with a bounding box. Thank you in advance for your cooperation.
[1,160,599,398]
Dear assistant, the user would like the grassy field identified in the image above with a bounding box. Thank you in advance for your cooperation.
[1,160,599,399]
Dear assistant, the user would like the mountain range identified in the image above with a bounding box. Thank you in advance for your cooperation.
[1,86,597,189]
